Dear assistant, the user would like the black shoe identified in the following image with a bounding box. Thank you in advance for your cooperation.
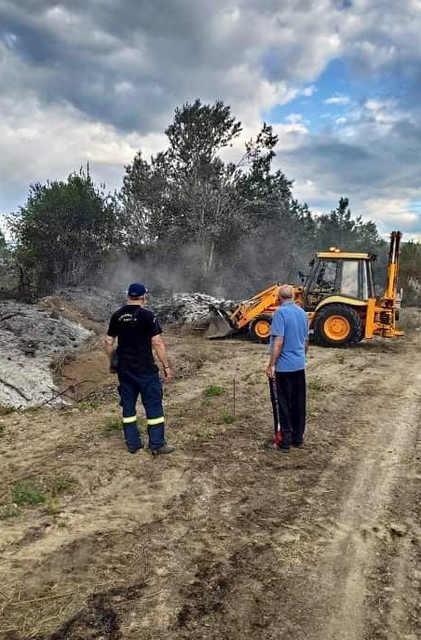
[279,445,290,452]
[151,445,175,456]
[127,445,143,454]
[291,442,304,448]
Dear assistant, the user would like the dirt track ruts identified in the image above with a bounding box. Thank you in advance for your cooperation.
[0,326,420,640]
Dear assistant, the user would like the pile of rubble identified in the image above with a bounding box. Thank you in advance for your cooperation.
[0,300,92,408]
[151,293,236,327]
[55,288,236,327]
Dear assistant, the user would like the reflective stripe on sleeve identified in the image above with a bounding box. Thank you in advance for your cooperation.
[147,416,165,426]
[122,416,137,424]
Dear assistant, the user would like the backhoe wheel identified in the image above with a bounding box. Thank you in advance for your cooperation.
[249,314,272,344]
[313,304,363,348]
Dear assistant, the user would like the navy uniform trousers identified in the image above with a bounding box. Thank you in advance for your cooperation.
[118,369,166,452]
[269,369,306,447]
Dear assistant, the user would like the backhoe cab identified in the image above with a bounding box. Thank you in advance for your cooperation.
[206,231,403,348]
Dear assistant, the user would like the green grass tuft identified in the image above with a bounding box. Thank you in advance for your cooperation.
[12,482,46,506]
[203,385,226,397]
[104,418,123,434]
[0,424,5,436]
[221,412,236,424]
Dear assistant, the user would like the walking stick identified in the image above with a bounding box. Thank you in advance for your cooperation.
[271,376,282,449]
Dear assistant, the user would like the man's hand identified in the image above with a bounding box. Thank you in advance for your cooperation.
[152,335,173,382]
[266,364,275,379]
[162,366,174,382]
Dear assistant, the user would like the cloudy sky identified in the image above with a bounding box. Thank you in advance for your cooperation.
[1,0,421,239]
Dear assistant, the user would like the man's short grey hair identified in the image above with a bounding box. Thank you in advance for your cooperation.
[278,284,294,299]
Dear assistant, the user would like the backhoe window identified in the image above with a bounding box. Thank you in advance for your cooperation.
[341,261,359,297]
[314,261,337,292]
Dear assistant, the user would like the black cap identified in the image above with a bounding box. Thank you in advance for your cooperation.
[127,283,148,298]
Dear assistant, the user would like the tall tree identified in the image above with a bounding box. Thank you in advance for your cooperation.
[121,100,301,291]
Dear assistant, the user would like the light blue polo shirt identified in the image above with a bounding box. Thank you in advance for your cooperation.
[270,302,309,372]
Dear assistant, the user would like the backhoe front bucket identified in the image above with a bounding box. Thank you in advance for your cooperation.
[205,310,233,339]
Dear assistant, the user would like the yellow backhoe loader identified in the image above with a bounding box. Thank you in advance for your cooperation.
[206,231,403,348]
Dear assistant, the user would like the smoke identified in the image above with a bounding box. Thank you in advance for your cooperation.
[100,225,314,301]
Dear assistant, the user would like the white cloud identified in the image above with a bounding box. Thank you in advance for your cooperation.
[324,95,351,105]
[0,0,421,240]
[301,85,317,97]
[0,95,167,214]
[361,198,419,230]
[285,113,303,124]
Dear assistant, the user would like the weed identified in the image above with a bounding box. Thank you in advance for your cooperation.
[12,482,46,506]
[57,520,66,528]
[338,355,346,365]
[221,412,236,424]
[203,385,226,397]
[0,424,4,435]
[196,430,214,440]
[0,505,20,519]
[45,500,61,516]
[76,400,102,411]
[308,378,332,394]
[18,405,42,415]
[49,475,77,497]
[103,418,123,434]
[308,400,317,418]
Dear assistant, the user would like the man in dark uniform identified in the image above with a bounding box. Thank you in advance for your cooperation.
[105,283,175,456]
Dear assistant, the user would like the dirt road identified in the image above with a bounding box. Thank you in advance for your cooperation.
[0,320,420,639]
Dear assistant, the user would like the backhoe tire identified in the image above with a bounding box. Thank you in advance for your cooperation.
[249,314,272,344]
[313,304,363,348]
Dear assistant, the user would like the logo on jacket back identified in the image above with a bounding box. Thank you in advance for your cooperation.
[120,313,138,323]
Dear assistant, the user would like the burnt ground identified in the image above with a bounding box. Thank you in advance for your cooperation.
[0,313,420,640]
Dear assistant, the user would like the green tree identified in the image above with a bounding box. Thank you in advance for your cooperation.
[9,169,120,294]
[121,100,301,292]
[315,198,382,253]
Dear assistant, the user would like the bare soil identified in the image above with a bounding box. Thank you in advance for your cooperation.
[1,320,420,639]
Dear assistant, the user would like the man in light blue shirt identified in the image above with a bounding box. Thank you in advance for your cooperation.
[266,284,309,451]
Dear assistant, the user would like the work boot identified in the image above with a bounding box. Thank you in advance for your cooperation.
[127,445,143,454]
[151,445,175,456]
